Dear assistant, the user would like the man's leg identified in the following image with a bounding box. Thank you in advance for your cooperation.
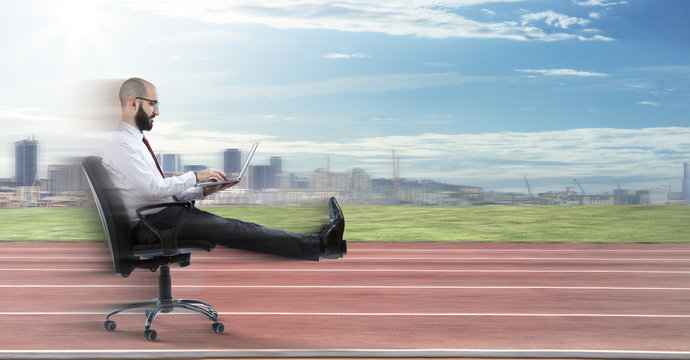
[132,198,346,261]
[179,206,321,260]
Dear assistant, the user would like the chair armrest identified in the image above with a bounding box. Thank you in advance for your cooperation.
[136,201,193,255]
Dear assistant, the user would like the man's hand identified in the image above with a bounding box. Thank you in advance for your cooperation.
[195,169,229,183]
[203,180,240,196]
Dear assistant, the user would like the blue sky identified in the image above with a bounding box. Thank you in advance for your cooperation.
[0,0,688,193]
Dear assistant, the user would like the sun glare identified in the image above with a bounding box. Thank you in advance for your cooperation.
[45,0,110,71]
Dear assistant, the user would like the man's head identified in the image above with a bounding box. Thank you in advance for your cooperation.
[119,78,159,132]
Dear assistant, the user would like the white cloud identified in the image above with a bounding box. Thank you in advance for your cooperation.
[482,8,496,16]
[516,68,608,77]
[521,10,590,29]
[578,34,614,41]
[119,0,612,42]
[638,101,660,106]
[322,53,369,60]
[575,0,628,6]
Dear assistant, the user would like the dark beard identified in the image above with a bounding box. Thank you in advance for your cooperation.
[135,105,154,131]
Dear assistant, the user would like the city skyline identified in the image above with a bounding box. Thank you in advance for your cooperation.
[0,1,688,193]
[3,134,688,208]
[7,136,686,198]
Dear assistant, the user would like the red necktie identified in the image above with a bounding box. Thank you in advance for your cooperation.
[142,137,165,178]
[143,137,181,201]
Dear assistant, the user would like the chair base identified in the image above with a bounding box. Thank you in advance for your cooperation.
[104,297,224,341]
[103,264,224,341]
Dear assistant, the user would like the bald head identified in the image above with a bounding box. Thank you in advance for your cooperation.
[119,78,153,108]
[119,77,160,131]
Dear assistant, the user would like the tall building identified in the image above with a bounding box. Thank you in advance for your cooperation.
[15,138,38,186]
[224,149,241,176]
[275,172,295,189]
[249,165,270,190]
[269,156,282,188]
[156,153,182,174]
[351,168,372,193]
[310,168,350,191]
[47,164,86,195]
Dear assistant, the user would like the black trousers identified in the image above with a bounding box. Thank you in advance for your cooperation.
[132,205,321,261]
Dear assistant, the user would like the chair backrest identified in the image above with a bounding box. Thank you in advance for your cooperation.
[82,156,136,278]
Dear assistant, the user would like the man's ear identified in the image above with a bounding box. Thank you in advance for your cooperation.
[129,97,138,110]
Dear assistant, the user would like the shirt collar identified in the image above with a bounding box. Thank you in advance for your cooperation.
[119,121,144,140]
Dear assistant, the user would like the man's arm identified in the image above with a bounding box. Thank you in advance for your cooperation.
[103,139,196,201]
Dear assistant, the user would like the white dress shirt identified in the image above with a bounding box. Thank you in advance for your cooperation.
[102,122,204,227]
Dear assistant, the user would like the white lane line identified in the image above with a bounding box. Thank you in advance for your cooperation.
[0,249,106,252]
[184,268,690,274]
[331,257,690,261]
[3,247,690,252]
[2,284,690,290]
[0,285,153,288]
[354,248,690,253]
[0,311,689,318]
[3,256,688,262]
[2,268,690,274]
[0,268,112,271]
[225,312,690,318]
[168,285,690,290]
[0,257,107,260]
[2,349,690,360]
[193,256,690,261]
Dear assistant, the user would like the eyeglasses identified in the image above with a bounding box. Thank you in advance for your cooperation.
[135,97,159,110]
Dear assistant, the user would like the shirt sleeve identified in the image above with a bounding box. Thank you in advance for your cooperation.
[176,179,205,201]
[103,138,197,203]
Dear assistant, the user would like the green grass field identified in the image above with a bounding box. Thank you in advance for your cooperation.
[0,205,688,243]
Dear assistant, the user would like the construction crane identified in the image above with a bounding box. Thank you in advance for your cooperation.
[523,175,534,199]
[573,178,588,195]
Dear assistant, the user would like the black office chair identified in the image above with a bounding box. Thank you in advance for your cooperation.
[82,156,224,341]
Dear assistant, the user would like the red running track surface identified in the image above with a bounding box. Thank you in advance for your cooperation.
[0,242,689,359]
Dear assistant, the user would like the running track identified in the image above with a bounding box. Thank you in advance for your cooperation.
[1,242,689,359]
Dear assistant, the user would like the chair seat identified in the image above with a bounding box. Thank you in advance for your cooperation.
[132,240,215,258]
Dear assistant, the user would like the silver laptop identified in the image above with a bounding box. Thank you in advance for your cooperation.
[197,142,259,187]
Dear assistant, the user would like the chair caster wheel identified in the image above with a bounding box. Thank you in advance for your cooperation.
[212,322,224,334]
[104,320,116,332]
[145,329,157,341]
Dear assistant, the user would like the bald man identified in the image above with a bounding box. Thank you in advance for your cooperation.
[101,77,346,260]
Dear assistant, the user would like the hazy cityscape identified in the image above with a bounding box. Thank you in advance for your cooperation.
[2,136,689,208]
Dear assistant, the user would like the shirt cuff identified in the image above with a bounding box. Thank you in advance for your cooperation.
[183,171,197,186]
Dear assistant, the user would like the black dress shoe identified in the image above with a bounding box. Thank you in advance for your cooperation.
[320,219,346,259]
[321,197,346,259]
[328,196,344,222]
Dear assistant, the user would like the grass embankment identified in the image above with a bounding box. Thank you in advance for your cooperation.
[0,207,104,242]
[2,205,684,243]
[209,205,690,243]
